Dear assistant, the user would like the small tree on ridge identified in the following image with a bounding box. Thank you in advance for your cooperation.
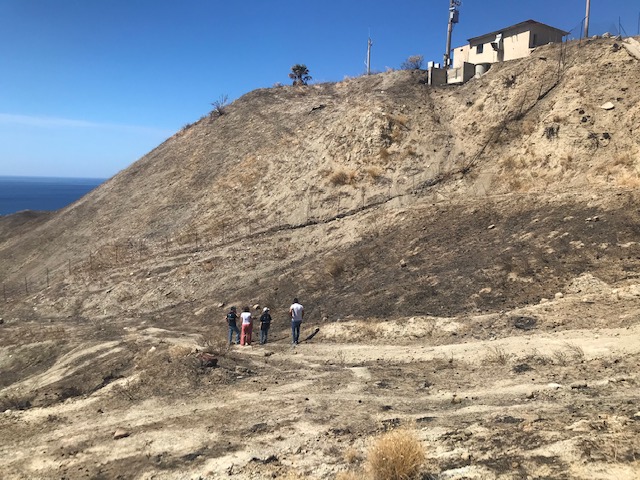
[289,64,312,86]
[211,94,229,116]
[400,55,424,70]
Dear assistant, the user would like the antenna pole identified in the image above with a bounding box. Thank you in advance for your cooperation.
[366,36,373,75]
[584,0,591,38]
[444,0,460,67]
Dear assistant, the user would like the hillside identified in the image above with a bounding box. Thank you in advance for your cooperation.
[1,37,640,479]
[1,37,640,321]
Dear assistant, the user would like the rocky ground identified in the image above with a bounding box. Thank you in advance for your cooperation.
[1,269,639,479]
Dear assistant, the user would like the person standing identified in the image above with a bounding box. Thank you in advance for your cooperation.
[289,298,304,345]
[259,307,272,345]
[226,306,240,345]
[240,306,253,346]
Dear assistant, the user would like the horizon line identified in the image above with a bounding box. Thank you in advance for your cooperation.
[0,112,175,136]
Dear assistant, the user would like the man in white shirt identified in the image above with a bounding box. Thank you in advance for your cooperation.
[289,298,304,345]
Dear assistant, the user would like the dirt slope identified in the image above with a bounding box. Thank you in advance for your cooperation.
[1,37,640,479]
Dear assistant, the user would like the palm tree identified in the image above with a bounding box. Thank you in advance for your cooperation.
[288,64,312,86]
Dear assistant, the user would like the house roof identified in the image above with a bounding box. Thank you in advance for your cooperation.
[467,19,569,43]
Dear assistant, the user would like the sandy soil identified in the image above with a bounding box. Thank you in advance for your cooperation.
[1,276,639,479]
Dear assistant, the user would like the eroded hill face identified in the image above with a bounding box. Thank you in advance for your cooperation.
[0,37,639,323]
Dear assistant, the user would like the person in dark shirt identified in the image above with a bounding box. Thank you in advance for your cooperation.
[259,307,272,345]
[226,306,240,345]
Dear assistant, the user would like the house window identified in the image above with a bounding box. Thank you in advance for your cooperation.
[531,34,537,48]
[476,44,484,54]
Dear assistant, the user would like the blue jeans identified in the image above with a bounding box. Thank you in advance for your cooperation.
[228,324,240,344]
[291,321,302,344]
[260,325,270,344]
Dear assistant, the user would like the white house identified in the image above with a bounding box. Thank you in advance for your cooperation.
[447,19,568,84]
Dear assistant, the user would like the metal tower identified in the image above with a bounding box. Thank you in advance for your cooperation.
[444,0,461,67]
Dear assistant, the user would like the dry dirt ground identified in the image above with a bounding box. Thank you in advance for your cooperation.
[1,272,639,479]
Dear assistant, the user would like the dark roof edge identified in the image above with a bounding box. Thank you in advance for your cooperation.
[467,19,570,43]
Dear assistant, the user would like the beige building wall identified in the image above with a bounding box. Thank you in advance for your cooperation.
[528,23,566,47]
[502,30,534,61]
[468,28,534,64]
[452,44,469,69]
[447,62,476,84]
[466,40,505,64]
[453,21,567,67]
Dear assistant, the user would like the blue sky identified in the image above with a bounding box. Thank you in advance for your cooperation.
[1,0,637,179]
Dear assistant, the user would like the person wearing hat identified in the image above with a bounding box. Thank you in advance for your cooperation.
[259,307,272,345]
[226,306,240,345]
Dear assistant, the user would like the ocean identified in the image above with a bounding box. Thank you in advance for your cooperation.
[0,176,105,216]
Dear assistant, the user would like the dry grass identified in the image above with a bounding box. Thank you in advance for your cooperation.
[522,119,537,136]
[366,429,426,480]
[174,229,199,247]
[379,147,391,161]
[0,392,34,411]
[357,322,382,340]
[592,153,638,184]
[484,346,512,365]
[344,447,363,465]
[278,471,306,480]
[431,354,458,370]
[363,166,384,183]
[520,348,553,366]
[507,178,528,192]
[129,343,207,398]
[500,156,518,172]
[616,172,640,188]
[559,153,574,171]
[330,169,358,186]
[552,349,570,366]
[326,258,345,278]
[520,342,584,367]
[199,330,231,356]
[579,433,640,463]
[336,472,366,480]
[335,349,347,366]
[404,147,418,157]
[563,342,585,362]
[391,128,404,143]
[0,325,69,347]
[388,114,409,129]
[612,153,635,168]
[201,260,215,272]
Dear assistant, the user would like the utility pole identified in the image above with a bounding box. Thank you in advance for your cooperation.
[366,35,373,75]
[584,0,591,38]
[444,0,461,68]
